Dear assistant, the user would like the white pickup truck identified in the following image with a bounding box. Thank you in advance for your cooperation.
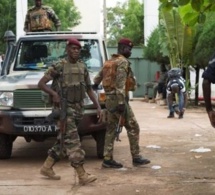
[0,31,107,159]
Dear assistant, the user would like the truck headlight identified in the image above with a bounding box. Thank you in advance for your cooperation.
[0,92,14,106]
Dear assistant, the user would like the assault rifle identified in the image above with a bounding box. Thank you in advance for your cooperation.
[57,75,67,155]
[59,97,67,155]
[115,115,125,141]
[115,104,127,142]
[45,78,67,155]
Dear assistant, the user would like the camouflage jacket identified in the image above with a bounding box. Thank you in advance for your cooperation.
[24,5,61,32]
[94,54,134,104]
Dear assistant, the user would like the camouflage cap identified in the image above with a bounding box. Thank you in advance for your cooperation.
[67,38,81,48]
[118,38,133,47]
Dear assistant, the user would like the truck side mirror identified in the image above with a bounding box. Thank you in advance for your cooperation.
[2,31,16,75]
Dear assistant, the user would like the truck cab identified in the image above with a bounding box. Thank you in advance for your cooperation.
[0,31,107,159]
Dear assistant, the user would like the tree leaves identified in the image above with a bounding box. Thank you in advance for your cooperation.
[106,0,143,46]
[178,0,190,6]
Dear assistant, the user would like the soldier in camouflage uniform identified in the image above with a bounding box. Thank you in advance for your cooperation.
[24,0,61,32]
[93,38,151,168]
[38,38,102,185]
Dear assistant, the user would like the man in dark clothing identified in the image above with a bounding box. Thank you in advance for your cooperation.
[156,64,168,101]
[202,54,215,127]
[24,0,61,32]
[166,76,187,119]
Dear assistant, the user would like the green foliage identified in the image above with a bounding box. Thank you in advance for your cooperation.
[107,0,144,46]
[160,0,215,26]
[160,8,194,68]
[143,27,169,64]
[0,1,16,54]
[193,13,215,67]
[121,0,144,45]
[178,0,190,6]
[106,3,126,46]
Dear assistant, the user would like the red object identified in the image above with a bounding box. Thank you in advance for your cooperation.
[155,71,160,81]
[67,38,81,48]
[118,38,133,47]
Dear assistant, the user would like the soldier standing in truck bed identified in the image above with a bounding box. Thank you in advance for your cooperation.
[24,0,61,32]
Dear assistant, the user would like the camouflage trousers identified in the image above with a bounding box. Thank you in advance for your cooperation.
[104,95,140,159]
[48,103,85,167]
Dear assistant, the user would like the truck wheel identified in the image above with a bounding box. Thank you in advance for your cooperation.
[92,130,106,159]
[0,133,13,159]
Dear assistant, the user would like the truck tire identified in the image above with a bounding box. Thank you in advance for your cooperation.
[0,133,13,159]
[92,130,106,159]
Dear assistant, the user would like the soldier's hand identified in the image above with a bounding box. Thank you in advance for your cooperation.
[208,110,215,128]
[117,104,125,114]
[97,107,103,123]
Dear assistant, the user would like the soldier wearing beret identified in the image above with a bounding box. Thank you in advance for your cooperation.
[94,38,151,168]
[38,38,102,185]
[24,0,61,32]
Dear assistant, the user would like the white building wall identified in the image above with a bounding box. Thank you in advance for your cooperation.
[143,0,159,45]
[73,0,103,34]
[16,0,27,40]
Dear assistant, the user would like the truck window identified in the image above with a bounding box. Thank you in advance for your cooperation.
[14,39,103,71]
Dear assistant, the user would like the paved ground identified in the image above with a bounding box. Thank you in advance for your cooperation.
[1,100,215,195]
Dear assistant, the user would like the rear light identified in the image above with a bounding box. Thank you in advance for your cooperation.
[98,92,106,102]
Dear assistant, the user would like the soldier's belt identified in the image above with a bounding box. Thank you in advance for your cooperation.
[105,93,117,95]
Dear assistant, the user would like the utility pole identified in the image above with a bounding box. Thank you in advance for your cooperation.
[143,0,159,45]
[103,0,107,42]
[16,0,27,40]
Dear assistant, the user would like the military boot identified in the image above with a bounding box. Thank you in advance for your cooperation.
[40,156,61,180]
[133,155,151,166]
[74,165,97,185]
[102,159,123,168]
[142,95,149,102]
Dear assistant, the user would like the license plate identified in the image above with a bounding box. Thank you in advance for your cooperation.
[23,125,58,133]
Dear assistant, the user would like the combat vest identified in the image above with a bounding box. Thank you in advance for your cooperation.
[126,66,137,92]
[102,55,136,93]
[51,60,87,104]
[102,57,119,91]
[29,8,52,31]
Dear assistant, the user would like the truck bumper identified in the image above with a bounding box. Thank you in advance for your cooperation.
[0,109,106,135]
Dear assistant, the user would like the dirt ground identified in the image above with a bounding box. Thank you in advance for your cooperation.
[1,100,215,195]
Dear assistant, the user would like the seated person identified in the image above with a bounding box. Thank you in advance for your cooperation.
[156,64,169,100]
[142,81,158,103]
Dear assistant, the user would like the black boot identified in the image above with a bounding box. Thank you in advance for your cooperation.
[167,112,174,118]
[178,112,184,119]
[102,159,123,168]
[133,155,151,166]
